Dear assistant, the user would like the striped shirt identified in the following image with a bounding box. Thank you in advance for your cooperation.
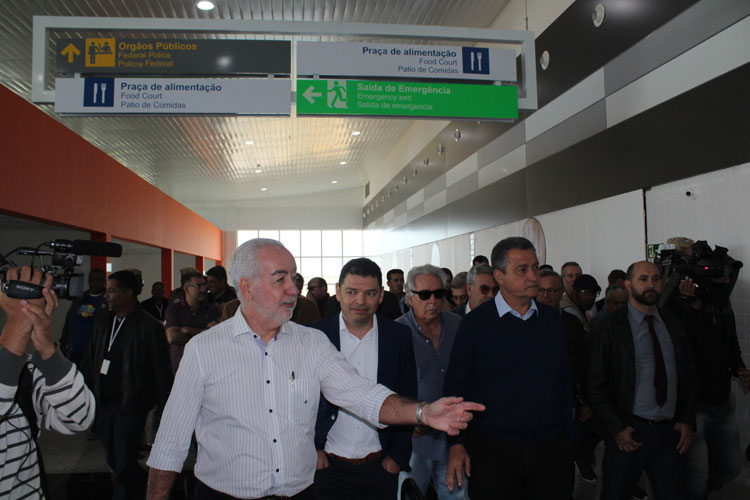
[0,347,95,500]
[147,309,394,499]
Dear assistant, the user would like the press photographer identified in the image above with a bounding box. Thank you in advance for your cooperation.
[658,237,750,500]
[0,265,95,498]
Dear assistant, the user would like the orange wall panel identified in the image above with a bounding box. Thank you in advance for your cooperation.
[0,84,221,260]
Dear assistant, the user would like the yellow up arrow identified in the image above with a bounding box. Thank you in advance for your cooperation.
[61,43,81,63]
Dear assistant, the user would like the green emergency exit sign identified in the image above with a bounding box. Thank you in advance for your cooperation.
[296,79,518,120]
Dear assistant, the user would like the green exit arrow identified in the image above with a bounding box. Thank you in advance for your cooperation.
[296,79,518,120]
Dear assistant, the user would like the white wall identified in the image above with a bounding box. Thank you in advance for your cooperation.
[646,162,750,476]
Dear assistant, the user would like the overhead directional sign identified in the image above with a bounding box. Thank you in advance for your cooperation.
[297,42,516,82]
[54,77,291,115]
[296,79,518,120]
[56,39,291,76]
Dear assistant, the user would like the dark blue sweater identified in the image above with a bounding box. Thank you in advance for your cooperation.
[444,299,572,445]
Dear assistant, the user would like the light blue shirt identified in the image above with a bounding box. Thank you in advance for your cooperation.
[627,304,678,421]
[494,291,538,321]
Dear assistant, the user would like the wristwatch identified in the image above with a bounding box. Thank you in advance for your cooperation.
[415,401,427,425]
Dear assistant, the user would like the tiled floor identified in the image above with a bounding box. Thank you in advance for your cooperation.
[39,429,750,499]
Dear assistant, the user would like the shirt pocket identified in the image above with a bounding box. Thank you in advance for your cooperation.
[287,378,318,426]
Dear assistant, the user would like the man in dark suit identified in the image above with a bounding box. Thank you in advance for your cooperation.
[312,258,418,500]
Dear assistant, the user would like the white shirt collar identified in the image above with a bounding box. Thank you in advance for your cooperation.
[494,291,538,321]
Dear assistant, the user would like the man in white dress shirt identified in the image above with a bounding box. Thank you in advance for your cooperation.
[146,238,484,500]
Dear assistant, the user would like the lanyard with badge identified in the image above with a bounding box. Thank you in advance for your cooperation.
[100,316,126,375]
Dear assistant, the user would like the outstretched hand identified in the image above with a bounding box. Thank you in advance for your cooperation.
[422,397,485,436]
[0,266,53,356]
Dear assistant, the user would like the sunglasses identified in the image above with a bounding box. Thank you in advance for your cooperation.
[478,285,500,295]
[413,289,447,300]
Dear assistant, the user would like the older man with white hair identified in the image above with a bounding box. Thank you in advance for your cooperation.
[146,239,483,500]
[396,264,467,500]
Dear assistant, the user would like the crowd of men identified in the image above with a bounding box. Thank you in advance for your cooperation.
[0,235,748,500]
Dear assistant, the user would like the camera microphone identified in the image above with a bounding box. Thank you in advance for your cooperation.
[48,239,123,258]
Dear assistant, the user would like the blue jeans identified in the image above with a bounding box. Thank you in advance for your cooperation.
[600,418,686,500]
[686,397,743,500]
[398,451,468,500]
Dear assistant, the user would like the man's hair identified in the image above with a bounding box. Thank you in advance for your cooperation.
[666,236,694,254]
[490,237,535,272]
[561,261,581,273]
[625,261,656,281]
[472,255,489,266]
[607,269,627,284]
[309,277,328,288]
[467,264,494,285]
[405,264,447,295]
[89,268,106,277]
[339,258,382,286]
[451,272,468,290]
[386,269,404,282]
[605,284,629,300]
[181,271,204,288]
[206,265,228,282]
[539,269,563,288]
[294,273,304,285]
[539,264,554,271]
[108,270,141,298]
[230,238,287,290]
[441,268,453,280]
[152,281,164,289]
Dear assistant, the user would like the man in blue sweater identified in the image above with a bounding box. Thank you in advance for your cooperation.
[444,236,572,499]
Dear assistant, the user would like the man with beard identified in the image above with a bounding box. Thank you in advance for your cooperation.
[165,272,220,374]
[588,261,697,500]
[145,239,484,500]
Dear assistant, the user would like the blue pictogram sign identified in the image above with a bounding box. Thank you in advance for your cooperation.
[462,47,490,75]
[83,78,115,107]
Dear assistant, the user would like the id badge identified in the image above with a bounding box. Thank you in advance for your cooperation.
[100,359,110,375]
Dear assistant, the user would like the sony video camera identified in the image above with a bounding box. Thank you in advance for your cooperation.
[655,240,742,306]
[0,239,122,300]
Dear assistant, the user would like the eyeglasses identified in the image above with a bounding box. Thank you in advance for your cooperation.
[538,287,562,295]
[188,283,206,289]
[578,289,600,297]
[478,285,500,295]
[413,289,447,300]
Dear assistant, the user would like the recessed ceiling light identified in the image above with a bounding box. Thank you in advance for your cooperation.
[331,180,338,184]
[261,187,267,191]
[351,131,361,136]
[339,161,347,165]
[254,169,262,173]
[245,140,254,145]
[196,1,215,11]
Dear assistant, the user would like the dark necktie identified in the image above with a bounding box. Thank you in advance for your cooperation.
[644,315,667,406]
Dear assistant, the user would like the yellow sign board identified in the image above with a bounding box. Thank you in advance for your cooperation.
[85,38,115,67]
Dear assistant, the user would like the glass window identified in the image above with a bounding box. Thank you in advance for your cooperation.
[280,230,301,257]
[322,230,342,257]
[343,230,363,257]
[237,230,258,246]
[259,230,279,241]
[301,230,322,257]
[322,257,343,285]
[300,257,322,281]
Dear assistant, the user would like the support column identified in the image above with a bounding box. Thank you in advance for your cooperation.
[161,248,174,291]
[195,256,205,273]
[90,231,110,272]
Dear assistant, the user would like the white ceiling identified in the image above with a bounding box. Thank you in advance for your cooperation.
[0,0,511,211]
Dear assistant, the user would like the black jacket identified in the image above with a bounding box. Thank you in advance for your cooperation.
[311,314,417,470]
[587,306,697,439]
[82,306,173,417]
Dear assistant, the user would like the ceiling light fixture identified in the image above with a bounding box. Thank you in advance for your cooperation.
[351,131,361,136]
[254,169,262,174]
[245,140,254,145]
[339,161,347,165]
[331,180,338,184]
[196,1,216,11]
[261,187,267,191]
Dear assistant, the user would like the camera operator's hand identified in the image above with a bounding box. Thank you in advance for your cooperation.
[0,266,52,356]
[679,277,701,310]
